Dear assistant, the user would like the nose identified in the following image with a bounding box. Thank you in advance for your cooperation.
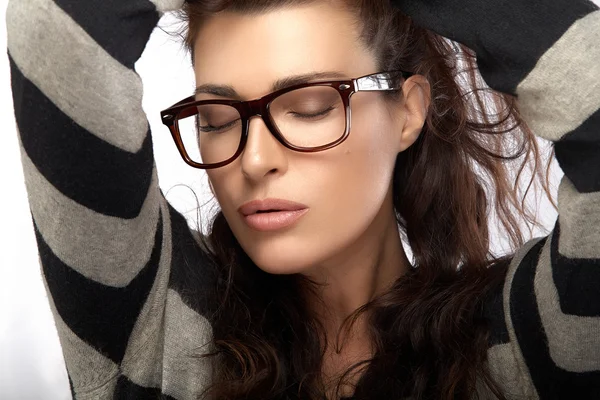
[240,115,288,182]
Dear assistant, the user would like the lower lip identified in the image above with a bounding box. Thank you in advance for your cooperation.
[243,209,309,231]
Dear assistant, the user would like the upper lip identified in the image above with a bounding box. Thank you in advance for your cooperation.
[238,198,308,216]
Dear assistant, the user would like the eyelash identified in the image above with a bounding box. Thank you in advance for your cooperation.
[289,105,336,119]
[198,119,240,133]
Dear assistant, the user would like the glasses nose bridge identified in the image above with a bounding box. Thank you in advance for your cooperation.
[243,97,270,121]
[241,97,281,141]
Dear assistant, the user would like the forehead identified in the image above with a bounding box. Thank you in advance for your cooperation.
[192,3,378,99]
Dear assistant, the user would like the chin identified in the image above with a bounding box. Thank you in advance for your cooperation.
[251,252,314,276]
[240,240,320,276]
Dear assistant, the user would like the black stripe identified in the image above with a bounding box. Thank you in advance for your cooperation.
[167,203,218,318]
[114,374,177,400]
[482,267,510,347]
[510,235,600,398]
[551,221,600,317]
[52,0,159,70]
[10,55,154,219]
[555,108,600,193]
[35,210,163,365]
[391,0,598,94]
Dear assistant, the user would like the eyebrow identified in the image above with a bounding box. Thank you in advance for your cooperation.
[194,71,348,99]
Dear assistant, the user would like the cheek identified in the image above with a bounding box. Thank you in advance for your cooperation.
[252,110,398,272]
[204,105,399,274]
[205,169,236,215]
[344,101,399,189]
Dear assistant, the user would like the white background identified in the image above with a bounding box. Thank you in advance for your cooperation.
[1,1,584,398]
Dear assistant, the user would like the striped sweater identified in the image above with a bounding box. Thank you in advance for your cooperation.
[6,0,600,398]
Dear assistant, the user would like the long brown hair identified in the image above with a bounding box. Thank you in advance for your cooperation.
[175,0,555,398]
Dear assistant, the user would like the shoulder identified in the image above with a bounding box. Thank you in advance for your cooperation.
[167,202,220,318]
[481,238,548,398]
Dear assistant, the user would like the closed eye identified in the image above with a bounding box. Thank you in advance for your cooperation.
[289,105,336,120]
[198,118,241,133]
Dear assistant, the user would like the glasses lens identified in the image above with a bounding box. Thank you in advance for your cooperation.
[269,86,346,148]
[177,104,242,165]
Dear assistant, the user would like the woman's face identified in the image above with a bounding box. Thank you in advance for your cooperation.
[193,2,427,276]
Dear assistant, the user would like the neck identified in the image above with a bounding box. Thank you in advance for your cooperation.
[301,190,411,396]
[303,190,412,335]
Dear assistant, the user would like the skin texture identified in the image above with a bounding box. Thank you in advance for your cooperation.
[193,3,430,385]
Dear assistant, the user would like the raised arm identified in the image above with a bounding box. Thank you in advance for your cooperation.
[392,0,600,396]
[7,0,187,395]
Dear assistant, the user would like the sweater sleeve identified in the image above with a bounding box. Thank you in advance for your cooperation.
[7,0,188,395]
[392,0,600,396]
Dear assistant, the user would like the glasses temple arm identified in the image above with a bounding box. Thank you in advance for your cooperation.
[354,71,412,92]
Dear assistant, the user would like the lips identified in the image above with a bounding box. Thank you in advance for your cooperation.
[238,198,308,216]
[238,198,309,232]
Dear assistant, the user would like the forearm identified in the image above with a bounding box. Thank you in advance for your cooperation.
[7,0,183,391]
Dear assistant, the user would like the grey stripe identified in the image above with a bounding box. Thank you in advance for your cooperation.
[516,11,600,142]
[161,289,213,400]
[557,176,600,259]
[503,237,546,399]
[149,0,185,13]
[123,289,214,399]
[120,199,174,386]
[535,235,600,372]
[6,0,148,153]
[20,140,162,287]
[488,342,538,400]
[41,277,119,396]
[486,342,537,399]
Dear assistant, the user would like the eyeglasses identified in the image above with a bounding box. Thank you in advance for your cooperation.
[160,70,412,169]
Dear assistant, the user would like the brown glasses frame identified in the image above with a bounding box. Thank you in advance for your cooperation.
[160,70,413,169]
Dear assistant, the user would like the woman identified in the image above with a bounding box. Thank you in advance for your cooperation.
[6,0,600,398]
